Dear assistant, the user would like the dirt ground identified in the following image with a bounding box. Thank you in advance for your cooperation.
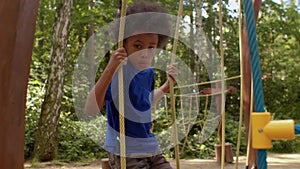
[24,153,300,169]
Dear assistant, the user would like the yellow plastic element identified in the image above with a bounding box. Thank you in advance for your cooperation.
[264,120,295,140]
[251,112,295,149]
[252,113,272,149]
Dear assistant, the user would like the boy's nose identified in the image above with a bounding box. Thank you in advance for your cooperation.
[140,49,148,58]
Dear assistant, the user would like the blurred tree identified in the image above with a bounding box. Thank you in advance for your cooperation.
[33,0,73,161]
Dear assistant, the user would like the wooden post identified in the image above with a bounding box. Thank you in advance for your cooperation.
[101,158,112,169]
[242,0,262,168]
[0,0,39,169]
[214,143,234,163]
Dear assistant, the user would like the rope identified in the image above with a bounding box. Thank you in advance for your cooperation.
[117,0,127,168]
[180,96,192,153]
[243,0,267,168]
[235,0,244,168]
[171,0,183,64]
[175,75,241,89]
[218,0,226,168]
[174,88,237,97]
[295,125,300,134]
[204,95,208,121]
[246,78,254,168]
[154,115,202,126]
[165,95,169,120]
[170,0,184,168]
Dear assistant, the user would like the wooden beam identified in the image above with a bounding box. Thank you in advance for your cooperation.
[0,0,39,168]
[242,0,262,168]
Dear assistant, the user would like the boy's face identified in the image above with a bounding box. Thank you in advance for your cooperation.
[124,33,158,70]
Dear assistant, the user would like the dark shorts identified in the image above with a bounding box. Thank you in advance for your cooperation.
[107,152,173,169]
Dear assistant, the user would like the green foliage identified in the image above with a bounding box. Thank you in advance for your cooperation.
[271,136,300,153]
[178,131,219,159]
[25,80,45,159]
[258,0,300,122]
[26,96,107,162]
[25,81,106,161]
[58,113,106,161]
[225,119,247,156]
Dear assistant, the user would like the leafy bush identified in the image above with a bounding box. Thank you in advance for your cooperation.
[271,135,300,153]
[25,80,107,161]
[58,113,107,161]
[25,80,44,159]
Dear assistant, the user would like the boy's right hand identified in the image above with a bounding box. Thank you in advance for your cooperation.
[108,47,128,70]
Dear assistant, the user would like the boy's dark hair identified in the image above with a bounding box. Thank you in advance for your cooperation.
[114,0,172,48]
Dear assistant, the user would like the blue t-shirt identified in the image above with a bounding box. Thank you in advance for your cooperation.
[104,62,158,155]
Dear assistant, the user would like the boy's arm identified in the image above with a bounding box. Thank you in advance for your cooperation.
[152,81,169,107]
[85,48,128,115]
[152,63,178,106]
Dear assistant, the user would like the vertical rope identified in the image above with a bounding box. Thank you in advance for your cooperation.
[170,0,184,168]
[118,0,127,168]
[247,78,254,169]
[243,0,267,168]
[295,125,300,134]
[204,95,208,119]
[151,104,156,133]
[235,0,244,168]
[171,0,184,63]
[180,96,189,153]
[165,95,169,121]
[218,0,226,168]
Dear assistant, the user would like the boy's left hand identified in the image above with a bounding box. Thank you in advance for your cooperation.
[167,63,178,82]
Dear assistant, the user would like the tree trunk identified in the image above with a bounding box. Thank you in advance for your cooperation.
[33,0,73,161]
[87,0,95,87]
[194,0,203,83]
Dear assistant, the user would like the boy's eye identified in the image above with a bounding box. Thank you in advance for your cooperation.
[135,45,142,49]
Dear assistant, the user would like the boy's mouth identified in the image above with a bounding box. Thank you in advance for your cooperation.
[139,62,149,66]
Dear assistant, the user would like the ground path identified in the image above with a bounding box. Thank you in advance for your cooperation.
[25,153,300,169]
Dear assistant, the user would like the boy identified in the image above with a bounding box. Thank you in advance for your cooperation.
[85,1,177,168]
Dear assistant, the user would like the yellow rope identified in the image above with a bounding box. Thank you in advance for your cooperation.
[235,0,244,168]
[171,0,183,64]
[204,95,208,122]
[175,75,241,89]
[165,95,169,120]
[117,0,127,168]
[174,88,237,97]
[151,104,156,133]
[246,78,254,167]
[170,0,184,168]
[180,96,193,153]
[218,0,226,168]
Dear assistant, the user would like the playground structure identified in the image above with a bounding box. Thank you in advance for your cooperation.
[252,112,295,149]
[105,0,299,169]
[0,0,39,169]
[1,0,299,169]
